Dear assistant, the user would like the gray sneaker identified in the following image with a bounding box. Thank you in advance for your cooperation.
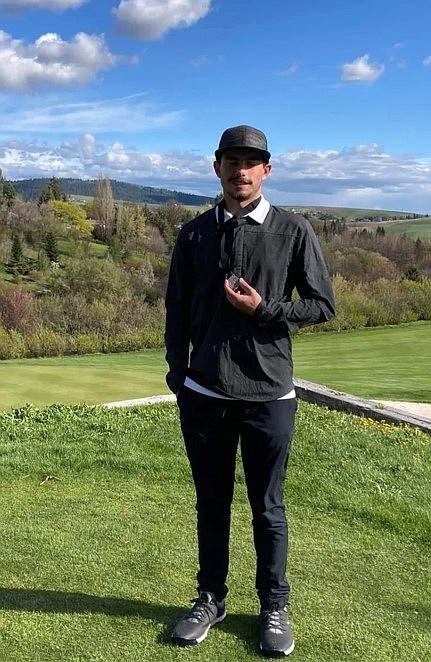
[259,607,295,657]
[172,591,226,646]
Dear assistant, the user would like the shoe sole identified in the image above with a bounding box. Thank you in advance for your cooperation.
[172,611,227,646]
[260,639,295,657]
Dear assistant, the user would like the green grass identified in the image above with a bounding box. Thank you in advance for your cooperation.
[1,323,430,410]
[0,350,170,410]
[293,322,431,402]
[383,217,431,239]
[281,206,414,221]
[348,216,431,239]
[0,401,429,661]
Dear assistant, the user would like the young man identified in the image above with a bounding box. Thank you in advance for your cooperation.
[165,125,335,656]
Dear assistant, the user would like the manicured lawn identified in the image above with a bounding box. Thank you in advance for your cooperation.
[0,351,170,410]
[1,322,430,410]
[0,401,429,661]
[293,321,431,402]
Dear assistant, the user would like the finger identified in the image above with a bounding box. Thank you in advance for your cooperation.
[239,278,253,293]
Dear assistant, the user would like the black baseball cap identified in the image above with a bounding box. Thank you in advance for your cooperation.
[215,125,271,162]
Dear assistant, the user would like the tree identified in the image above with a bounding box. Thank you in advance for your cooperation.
[49,200,93,239]
[10,233,23,266]
[115,203,148,253]
[44,231,59,263]
[93,177,115,242]
[47,257,133,304]
[151,201,192,249]
[38,177,65,205]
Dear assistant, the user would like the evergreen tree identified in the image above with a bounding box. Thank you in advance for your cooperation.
[10,233,23,266]
[2,180,16,207]
[39,177,65,205]
[44,231,59,262]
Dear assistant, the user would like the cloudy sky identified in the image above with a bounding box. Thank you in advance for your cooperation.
[0,0,431,212]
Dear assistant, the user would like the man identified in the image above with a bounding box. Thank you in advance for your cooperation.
[165,125,335,656]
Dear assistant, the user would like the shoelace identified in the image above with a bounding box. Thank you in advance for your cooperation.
[262,609,288,633]
[186,595,216,623]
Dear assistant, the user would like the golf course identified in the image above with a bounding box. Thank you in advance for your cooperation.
[1,322,430,410]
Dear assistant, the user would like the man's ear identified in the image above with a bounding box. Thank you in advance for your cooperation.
[213,160,221,178]
[262,163,272,180]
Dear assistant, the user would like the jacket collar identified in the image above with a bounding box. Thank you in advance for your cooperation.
[217,196,270,225]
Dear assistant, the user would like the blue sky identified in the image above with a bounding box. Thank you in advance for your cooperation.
[0,0,431,212]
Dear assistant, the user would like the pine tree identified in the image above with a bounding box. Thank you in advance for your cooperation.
[44,231,59,263]
[10,233,23,266]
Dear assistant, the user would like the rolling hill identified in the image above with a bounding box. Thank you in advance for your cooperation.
[11,177,214,207]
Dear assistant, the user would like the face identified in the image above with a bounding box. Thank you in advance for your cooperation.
[213,148,271,209]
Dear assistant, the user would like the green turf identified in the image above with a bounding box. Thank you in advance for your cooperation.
[0,402,429,661]
[0,350,170,410]
[382,217,431,239]
[293,321,431,402]
[1,323,430,410]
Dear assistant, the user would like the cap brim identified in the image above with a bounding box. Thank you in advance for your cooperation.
[215,147,271,162]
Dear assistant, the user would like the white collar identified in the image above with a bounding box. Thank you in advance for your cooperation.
[220,196,270,225]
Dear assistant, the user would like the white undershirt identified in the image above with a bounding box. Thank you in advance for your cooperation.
[184,196,296,401]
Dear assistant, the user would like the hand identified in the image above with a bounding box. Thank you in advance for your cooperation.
[224,277,262,315]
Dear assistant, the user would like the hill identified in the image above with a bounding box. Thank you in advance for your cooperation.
[281,205,422,221]
[11,177,214,207]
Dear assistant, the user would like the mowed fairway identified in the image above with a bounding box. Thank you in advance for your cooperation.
[1,321,430,410]
[0,351,170,411]
[293,321,431,402]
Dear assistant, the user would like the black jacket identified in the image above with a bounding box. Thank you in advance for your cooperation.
[165,202,335,400]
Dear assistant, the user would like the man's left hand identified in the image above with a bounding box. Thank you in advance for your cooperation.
[224,277,262,315]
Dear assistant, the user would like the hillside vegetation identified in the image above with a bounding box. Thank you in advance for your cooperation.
[1,173,431,361]
[11,177,213,207]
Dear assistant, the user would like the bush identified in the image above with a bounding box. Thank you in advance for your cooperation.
[0,326,26,359]
[0,285,35,332]
[25,328,70,358]
[102,329,164,353]
[70,333,102,355]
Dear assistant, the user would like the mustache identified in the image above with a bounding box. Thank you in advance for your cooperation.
[229,177,252,184]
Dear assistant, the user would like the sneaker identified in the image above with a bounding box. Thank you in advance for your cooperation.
[172,591,226,646]
[259,607,295,657]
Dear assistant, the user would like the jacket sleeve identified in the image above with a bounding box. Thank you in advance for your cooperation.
[253,219,335,333]
[164,233,191,393]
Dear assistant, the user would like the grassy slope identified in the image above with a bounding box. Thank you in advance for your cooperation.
[382,217,431,239]
[0,402,429,661]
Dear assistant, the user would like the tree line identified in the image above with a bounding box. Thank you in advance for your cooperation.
[11,177,213,206]
[1,171,431,360]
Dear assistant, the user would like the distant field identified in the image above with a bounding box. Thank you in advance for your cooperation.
[1,322,430,410]
[281,205,413,221]
[350,216,431,239]
[382,217,431,239]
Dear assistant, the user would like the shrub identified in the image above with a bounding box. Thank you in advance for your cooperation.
[25,328,70,358]
[0,285,35,332]
[70,333,102,355]
[0,326,26,359]
[102,329,164,354]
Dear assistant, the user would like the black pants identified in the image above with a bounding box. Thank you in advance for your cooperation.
[177,386,297,610]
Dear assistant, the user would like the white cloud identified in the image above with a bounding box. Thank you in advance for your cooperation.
[1,137,431,212]
[0,94,185,133]
[341,54,384,82]
[423,55,431,65]
[0,30,117,90]
[275,63,298,77]
[0,0,86,12]
[113,0,212,40]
